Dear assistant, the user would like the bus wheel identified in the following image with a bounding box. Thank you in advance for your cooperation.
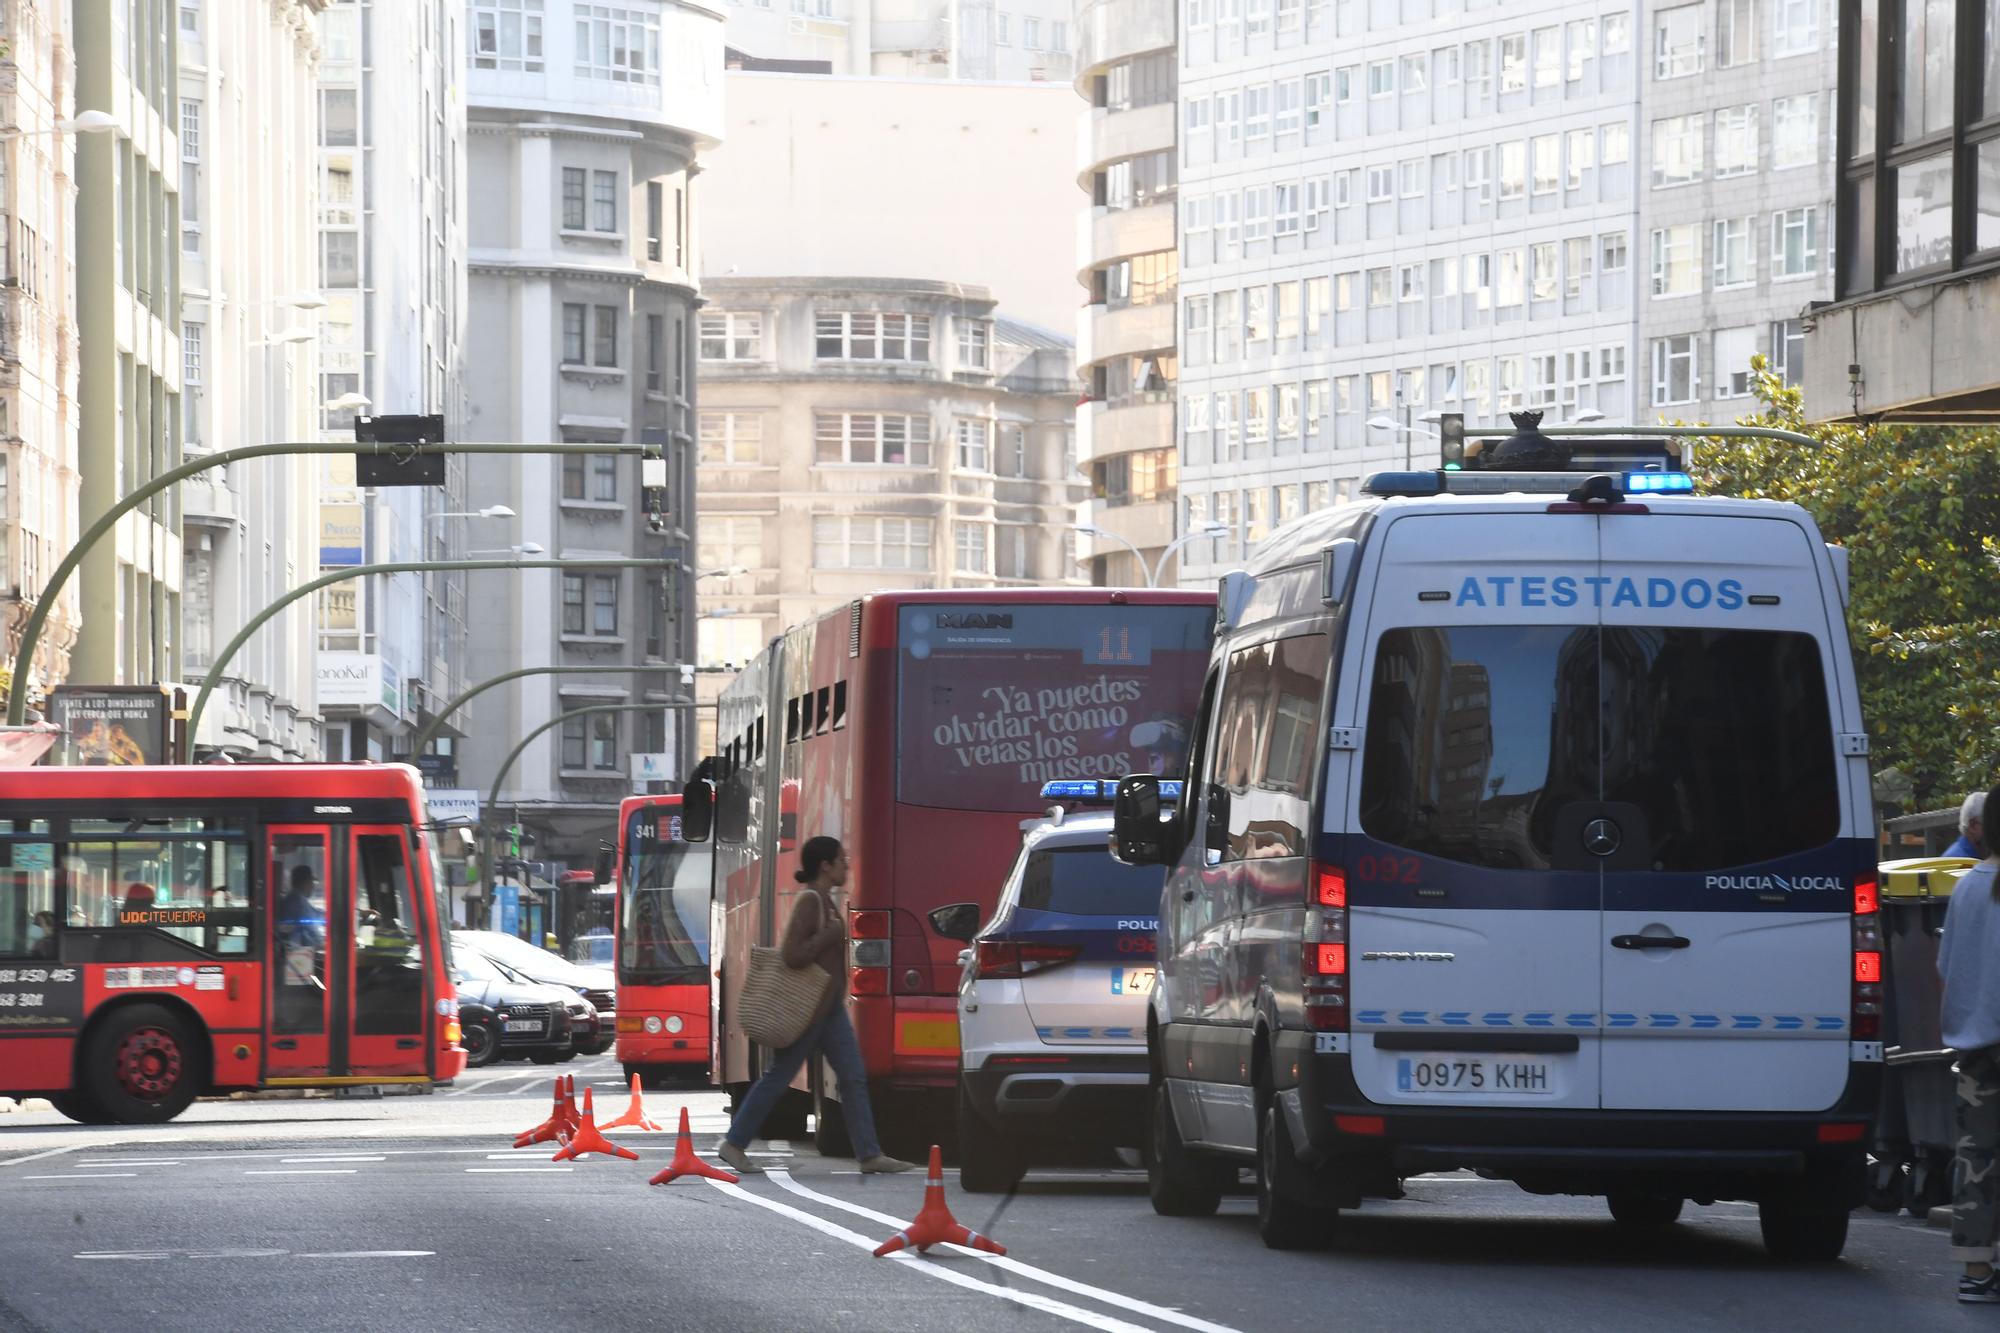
[50,1090,112,1125]
[84,1004,201,1124]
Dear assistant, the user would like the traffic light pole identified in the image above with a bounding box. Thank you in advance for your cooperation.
[479,701,701,911]
[186,558,676,744]
[413,664,686,756]
[5,439,659,725]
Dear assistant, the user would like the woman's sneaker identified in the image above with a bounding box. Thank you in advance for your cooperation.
[717,1142,761,1175]
[1960,1270,2000,1303]
[859,1154,918,1174]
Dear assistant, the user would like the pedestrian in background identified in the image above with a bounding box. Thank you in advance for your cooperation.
[717,836,914,1177]
[1948,792,1987,859]
[1940,779,2000,1302]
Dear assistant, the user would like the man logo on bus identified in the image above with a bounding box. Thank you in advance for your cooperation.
[937,613,1014,630]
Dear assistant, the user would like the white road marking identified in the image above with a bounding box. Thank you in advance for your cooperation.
[464,1167,573,1173]
[24,1173,138,1180]
[297,1251,436,1259]
[244,1169,358,1176]
[767,1169,1244,1333]
[280,1155,386,1163]
[75,1159,183,1167]
[0,1144,84,1170]
[448,1070,551,1097]
[74,1252,172,1260]
[705,1179,1159,1333]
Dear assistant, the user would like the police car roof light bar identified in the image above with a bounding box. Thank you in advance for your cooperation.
[1038,779,1184,805]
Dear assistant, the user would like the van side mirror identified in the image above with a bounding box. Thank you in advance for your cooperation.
[679,776,715,842]
[928,903,982,942]
[1112,775,1178,866]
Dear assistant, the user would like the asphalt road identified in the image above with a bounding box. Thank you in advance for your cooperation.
[0,1055,1973,1331]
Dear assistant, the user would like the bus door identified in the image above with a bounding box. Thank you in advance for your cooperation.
[346,827,430,1076]
[266,827,337,1077]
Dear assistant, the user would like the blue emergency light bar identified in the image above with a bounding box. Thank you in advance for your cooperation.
[1623,470,1695,493]
[1039,779,1184,805]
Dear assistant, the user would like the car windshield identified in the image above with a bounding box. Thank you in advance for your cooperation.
[1019,844,1167,917]
[453,947,507,984]
[620,805,712,985]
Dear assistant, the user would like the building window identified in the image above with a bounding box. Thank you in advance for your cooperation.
[562,303,587,364]
[953,523,989,575]
[590,713,619,771]
[1563,236,1594,296]
[593,170,618,232]
[1715,325,1759,397]
[320,89,357,146]
[1715,105,1759,177]
[1566,17,1597,80]
[1652,114,1705,188]
[813,311,933,363]
[1368,58,1394,97]
[1650,334,1698,405]
[699,412,763,464]
[813,412,934,465]
[699,516,763,573]
[957,320,991,370]
[574,4,660,84]
[591,455,618,501]
[1093,448,1179,507]
[321,231,359,287]
[471,0,545,72]
[561,168,587,229]
[1769,318,1805,384]
[1531,135,1559,195]
[645,314,664,391]
[561,716,588,769]
[646,181,663,261]
[1500,35,1526,92]
[812,516,933,571]
[1602,230,1629,273]
[955,420,990,472]
[1532,26,1558,87]
[1650,224,1701,296]
[593,306,618,367]
[561,574,585,633]
[1772,94,1817,170]
[699,312,763,361]
[1771,0,1817,57]
[1717,0,1758,67]
[1772,206,1820,278]
[1714,216,1755,287]
[183,322,203,386]
[1654,5,1703,79]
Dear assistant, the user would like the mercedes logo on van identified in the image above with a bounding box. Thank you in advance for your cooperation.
[1583,818,1622,857]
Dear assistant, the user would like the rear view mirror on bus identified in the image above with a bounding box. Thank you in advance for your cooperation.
[679,777,716,842]
[1111,775,1176,866]
[928,903,982,942]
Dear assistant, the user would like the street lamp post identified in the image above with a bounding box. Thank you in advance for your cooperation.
[188,560,676,742]
[6,439,661,724]
[1076,521,1233,587]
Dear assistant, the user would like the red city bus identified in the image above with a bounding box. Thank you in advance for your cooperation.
[703,588,1215,1150]
[613,793,713,1085]
[0,764,465,1123]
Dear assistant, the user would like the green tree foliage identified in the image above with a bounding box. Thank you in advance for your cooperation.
[1689,359,2000,807]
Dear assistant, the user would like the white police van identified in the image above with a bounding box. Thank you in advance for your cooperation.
[955,781,1174,1192]
[1112,424,1880,1260]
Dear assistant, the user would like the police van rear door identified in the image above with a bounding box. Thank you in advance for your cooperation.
[1595,512,1858,1112]
[1344,511,1605,1111]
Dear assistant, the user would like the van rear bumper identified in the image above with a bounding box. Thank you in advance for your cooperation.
[1283,1043,1879,1196]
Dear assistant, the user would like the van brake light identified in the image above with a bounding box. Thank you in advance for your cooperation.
[1852,876,1878,915]
[1317,867,1347,908]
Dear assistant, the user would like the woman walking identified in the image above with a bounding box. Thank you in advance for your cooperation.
[718,837,915,1175]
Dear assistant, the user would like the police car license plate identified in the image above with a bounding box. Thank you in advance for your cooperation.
[1110,967,1155,996]
[505,1020,542,1033]
[1396,1056,1556,1096]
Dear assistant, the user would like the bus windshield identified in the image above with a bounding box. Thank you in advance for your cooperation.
[619,805,712,985]
[897,602,1213,811]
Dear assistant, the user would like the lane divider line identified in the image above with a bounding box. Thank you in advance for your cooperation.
[280,1156,387,1164]
[24,1173,138,1180]
[703,1178,1157,1333]
[0,1144,84,1170]
[297,1251,436,1259]
[465,1167,573,1174]
[766,1169,1243,1333]
[243,1169,358,1176]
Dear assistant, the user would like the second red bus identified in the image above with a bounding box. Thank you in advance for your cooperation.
[613,793,713,1085]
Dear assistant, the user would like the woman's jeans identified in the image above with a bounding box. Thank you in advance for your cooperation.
[725,1006,881,1160]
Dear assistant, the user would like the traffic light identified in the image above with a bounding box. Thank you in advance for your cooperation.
[508,824,523,858]
[1439,413,1467,469]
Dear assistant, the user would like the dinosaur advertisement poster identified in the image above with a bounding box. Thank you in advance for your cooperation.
[48,686,172,766]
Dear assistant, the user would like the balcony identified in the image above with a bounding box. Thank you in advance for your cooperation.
[1082,301,1174,369]
[1075,0,1175,82]
[1078,399,1173,465]
[1081,203,1174,273]
[1079,102,1174,176]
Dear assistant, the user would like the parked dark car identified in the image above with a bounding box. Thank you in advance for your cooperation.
[452,948,583,1067]
[455,930,615,1057]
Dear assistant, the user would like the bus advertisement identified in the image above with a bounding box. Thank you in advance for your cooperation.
[613,794,713,1085]
[0,764,466,1123]
[704,588,1215,1150]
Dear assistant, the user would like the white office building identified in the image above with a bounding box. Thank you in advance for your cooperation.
[721,0,1076,81]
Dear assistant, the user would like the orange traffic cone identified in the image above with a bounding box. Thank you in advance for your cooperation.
[872,1145,1006,1257]
[552,1087,639,1162]
[513,1075,572,1148]
[647,1107,739,1186]
[600,1073,664,1132]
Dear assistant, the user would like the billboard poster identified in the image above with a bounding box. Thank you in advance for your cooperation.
[48,686,172,766]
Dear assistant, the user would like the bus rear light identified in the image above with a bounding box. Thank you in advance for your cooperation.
[974,941,1081,979]
[851,910,892,940]
[1853,951,1882,984]
[617,1015,646,1033]
[850,938,892,969]
[851,967,890,996]
[1315,943,1347,976]
[444,1020,462,1046]
[1317,867,1347,908]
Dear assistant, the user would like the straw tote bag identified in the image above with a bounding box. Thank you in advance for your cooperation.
[737,893,834,1049]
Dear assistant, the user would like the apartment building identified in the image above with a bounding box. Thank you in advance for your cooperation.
[1074,0,1179,586]
[693,275,1083,752]
[720,0,1076,81]
[1637,0,1835,420]
[0,0,82,705]
[459,0,723,870]
[179,0,326,759]
[1175,0,1643,584]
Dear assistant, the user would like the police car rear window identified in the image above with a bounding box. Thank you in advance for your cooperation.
[1020,846,1167,917]
[1359,626,1839,872]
